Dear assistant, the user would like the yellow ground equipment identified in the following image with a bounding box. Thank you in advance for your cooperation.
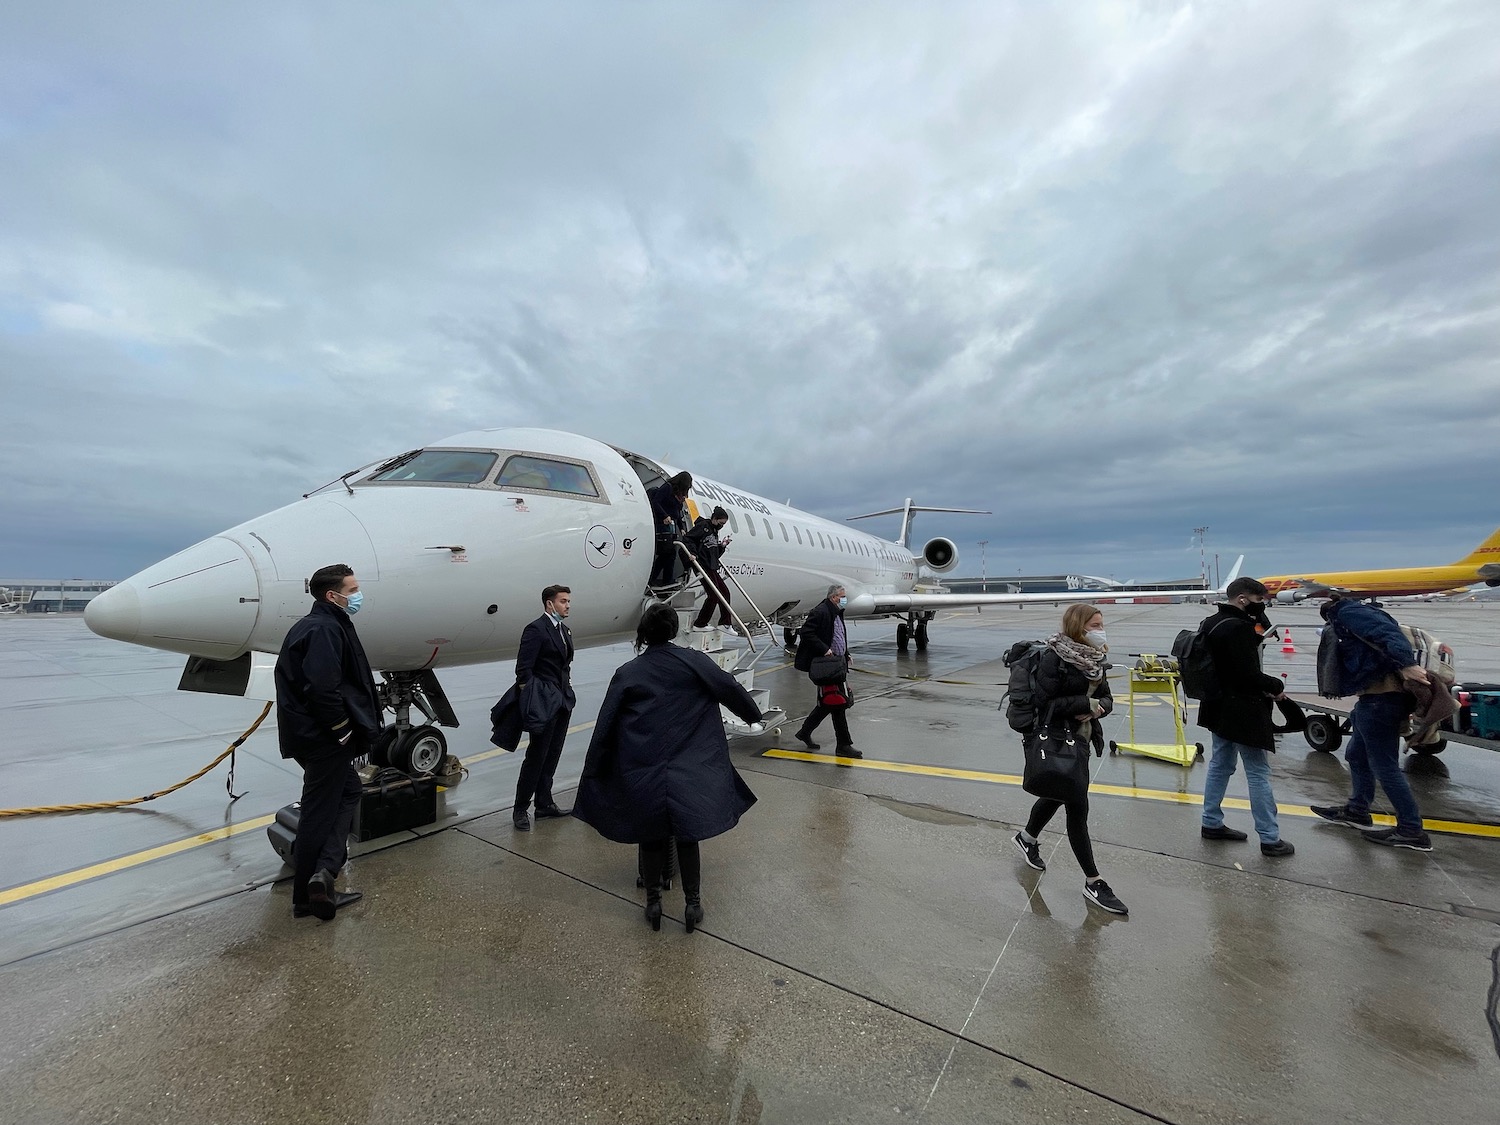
[1108,654,1204,766]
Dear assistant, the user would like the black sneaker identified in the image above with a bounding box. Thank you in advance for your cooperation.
[1082,880,1128,915]
[1362,826,1433,852]
[1013,831,1045,871]
[1201,824,1248,841]
[1310,804,1373,828]
[1260,839,1295,857]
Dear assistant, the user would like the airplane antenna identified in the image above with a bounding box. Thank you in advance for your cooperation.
[847,499,990,548]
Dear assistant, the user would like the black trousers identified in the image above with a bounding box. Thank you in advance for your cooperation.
[515,707,571,809]
[1025,794,1098,879]
[640,838,701,894]
[292,746,363,903]
[800,696,852,745]
[692,569,733,627]
[650,535,682,585]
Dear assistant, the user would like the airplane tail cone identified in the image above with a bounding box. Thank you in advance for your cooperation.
[1281,629,1296,654]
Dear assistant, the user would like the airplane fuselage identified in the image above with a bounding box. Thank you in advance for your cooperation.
[85,428,923,670]
[1262,564,1487,601]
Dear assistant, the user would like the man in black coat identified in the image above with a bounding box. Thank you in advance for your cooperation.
[1195,576,1294,857]
[686,505,735,630]
[648,471,693,587]
[512,584,577,830]
[792,584,859,757]
[274,563,384,920]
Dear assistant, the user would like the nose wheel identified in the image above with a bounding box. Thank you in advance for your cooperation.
[393,725,448,774]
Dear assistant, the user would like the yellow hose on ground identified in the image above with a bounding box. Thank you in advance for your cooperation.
[0,702,272,817]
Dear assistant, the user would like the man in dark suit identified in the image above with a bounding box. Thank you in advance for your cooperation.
[792,584,859,758]
[274,563,383,920]
[513,584,577,830]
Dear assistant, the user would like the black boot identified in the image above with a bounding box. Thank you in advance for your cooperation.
[645,885,663,931]
[684,890,704,934]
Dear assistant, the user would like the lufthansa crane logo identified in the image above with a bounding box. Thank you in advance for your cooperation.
[586,524,616,569]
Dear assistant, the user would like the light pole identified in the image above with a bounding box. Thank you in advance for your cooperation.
[977,540,988,594]
[1193,526,1209,588]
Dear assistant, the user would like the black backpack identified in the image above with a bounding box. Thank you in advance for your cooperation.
[1172,618,1227,701]
[1000,640,1050,732]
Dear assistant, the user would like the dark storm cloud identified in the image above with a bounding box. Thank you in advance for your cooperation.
[1,1,1496,582]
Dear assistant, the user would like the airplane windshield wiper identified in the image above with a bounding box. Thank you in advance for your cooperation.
[303,449,423,498]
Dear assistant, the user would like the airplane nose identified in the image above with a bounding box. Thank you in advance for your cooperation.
[85,537,262,659]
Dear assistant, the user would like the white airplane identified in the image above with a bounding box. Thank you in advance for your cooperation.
[85,427,1227,772]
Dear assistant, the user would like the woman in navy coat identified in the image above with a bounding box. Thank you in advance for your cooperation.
[573,603,763,931]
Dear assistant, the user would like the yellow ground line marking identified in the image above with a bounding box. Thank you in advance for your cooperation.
[761,749,1500,839]
[0,815,278,907]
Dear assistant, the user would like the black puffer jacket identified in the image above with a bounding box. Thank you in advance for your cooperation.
[1035,648,1114,753]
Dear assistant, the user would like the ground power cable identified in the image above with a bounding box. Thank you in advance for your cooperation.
[0,702,268,818]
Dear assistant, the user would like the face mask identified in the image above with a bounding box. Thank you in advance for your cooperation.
[837,596,848,610]
[338,591,363,615]
[1084,629,1107,649]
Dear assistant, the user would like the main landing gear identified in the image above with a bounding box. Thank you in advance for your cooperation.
[371,670,460,774]
[896,614,930,654]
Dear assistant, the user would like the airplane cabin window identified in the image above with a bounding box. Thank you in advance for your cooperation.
[794,527,803,545]
[818,532,827,548]
[728,513,739,533]
[747,517,756,536]
[763,518,774,538]
[495,454,600,497]
[371,449,498,484]
[779,522,788,541]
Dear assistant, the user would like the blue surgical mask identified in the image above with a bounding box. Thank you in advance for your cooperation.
[838,596,848,610]
[338,590,363,615]
[1085,629,1106,648]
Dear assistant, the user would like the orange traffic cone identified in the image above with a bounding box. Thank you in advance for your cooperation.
[1281,629,1296,654]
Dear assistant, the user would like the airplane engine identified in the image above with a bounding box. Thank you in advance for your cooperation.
[1275,588,1308,604]
[921,537,959,573]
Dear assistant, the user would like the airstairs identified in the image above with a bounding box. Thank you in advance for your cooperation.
[642,545,786,737]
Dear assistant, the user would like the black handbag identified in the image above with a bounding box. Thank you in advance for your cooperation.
[809,653,847,686]
[1021,719,1089,802]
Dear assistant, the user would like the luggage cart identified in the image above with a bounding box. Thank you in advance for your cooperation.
[1108,654,1204,766]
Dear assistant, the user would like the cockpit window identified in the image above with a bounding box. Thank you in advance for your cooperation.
[496,454,600,497]
[371,449,498,483]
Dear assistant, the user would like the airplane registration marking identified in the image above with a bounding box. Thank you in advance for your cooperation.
[759,750,1500,839]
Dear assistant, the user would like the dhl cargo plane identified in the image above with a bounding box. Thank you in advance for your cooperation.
[1262,526,1500,602]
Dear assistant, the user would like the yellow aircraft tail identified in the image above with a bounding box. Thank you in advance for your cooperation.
[1454,526,1500,566]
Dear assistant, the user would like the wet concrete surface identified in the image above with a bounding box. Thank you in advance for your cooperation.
[2,603,1499,1122]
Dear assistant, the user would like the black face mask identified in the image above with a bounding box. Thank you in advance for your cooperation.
[1244,601,1271,627]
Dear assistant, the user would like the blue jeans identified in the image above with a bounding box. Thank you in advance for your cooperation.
[1346,692,1422,834]
[1203,734,1281,844]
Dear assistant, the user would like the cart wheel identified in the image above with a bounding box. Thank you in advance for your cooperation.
[1194,742,1205,760]
[1411,738,1447,756]
[1304,714,1343,753]
[1108,740,1118,756]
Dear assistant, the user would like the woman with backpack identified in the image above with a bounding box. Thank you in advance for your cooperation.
[1011,603,1128,915]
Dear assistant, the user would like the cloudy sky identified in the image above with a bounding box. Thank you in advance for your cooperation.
[2,1,1497,584]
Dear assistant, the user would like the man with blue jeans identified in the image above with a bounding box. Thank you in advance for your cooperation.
[1311,596,1432,850]
[1195,577,1295,857]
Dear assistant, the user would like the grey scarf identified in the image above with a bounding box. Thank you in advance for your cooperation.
[1047,632,1106,682]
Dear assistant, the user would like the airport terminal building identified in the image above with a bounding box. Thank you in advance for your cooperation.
[0,579,117,614]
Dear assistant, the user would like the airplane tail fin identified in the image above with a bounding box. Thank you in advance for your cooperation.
[1215,555,1245,596]
[846,498,990,548]
[1453,526,1500,566]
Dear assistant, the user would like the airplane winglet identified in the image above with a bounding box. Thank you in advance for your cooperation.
[846,498,990,547]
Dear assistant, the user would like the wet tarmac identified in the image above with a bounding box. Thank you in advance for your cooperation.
[2,602,1499,1123]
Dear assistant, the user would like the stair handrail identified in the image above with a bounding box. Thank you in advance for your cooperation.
[670,542,775,673]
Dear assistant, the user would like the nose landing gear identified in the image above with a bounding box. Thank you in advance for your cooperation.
[373,669,459,774]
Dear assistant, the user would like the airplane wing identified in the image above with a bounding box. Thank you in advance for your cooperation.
[847,554,1244,616]
[847,590,1180,615]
